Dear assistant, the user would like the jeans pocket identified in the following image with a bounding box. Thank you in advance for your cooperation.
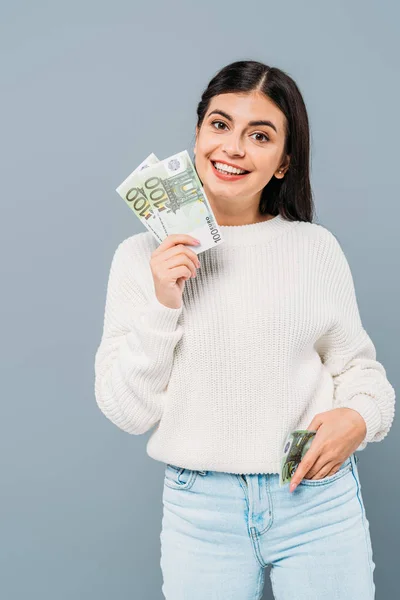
[164,463,199,491]
[300,455,353,487]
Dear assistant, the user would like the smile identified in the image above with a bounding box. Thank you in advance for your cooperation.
[210,160,251,180]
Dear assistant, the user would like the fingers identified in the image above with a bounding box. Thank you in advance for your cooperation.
[164,252,199,278]
[160,243,201,268]
[306,460,338,480]
[149,235,201,309]
[290,454,343,490]
[151,235,201,284]
[168,265,194,282]
[151,234,200,267]
[289,450,320,492]
[323,465,340,478]
[153,234,200,255]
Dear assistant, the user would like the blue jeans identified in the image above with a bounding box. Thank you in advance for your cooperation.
[160,453,375,599]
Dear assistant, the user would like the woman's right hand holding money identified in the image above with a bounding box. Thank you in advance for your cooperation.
[150,234,201,309]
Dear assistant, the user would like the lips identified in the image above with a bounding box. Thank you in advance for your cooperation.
[210,160,251,181]
[211,160,250,174]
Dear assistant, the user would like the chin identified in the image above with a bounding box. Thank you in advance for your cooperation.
[206,185,243,202]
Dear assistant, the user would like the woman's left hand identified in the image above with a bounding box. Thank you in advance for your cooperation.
[289,407,367,492]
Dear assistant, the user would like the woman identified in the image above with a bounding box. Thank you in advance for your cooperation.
[94,60,395,599]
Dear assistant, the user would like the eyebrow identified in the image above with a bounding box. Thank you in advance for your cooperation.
[207,109,278,133]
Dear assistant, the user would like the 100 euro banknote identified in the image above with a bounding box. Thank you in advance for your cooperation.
[118,149,224,254]
[115,152,165,243]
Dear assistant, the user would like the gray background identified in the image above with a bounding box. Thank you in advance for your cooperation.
[1,1,398,598]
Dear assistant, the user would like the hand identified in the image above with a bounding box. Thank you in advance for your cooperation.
[150,234,201,309]
[289,408,367,492]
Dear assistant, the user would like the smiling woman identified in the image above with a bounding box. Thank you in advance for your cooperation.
[94,59,394,600]
[192,60,314,226]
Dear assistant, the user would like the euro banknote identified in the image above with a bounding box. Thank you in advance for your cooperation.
[117,149,224,254]
[279,430,317,486]
[115,153,166,243]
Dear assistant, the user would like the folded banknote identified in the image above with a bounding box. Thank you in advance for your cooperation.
[279,430,317,486]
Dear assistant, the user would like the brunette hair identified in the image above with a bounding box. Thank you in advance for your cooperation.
[194,60,315,222]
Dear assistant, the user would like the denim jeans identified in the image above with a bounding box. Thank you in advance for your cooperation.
[160,453,375,599]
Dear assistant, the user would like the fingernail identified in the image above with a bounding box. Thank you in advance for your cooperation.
[289,482,297,493]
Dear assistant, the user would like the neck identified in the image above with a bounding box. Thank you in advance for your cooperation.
[204,188,267,227]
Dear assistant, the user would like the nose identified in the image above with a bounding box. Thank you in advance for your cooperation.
[221,133,245,157]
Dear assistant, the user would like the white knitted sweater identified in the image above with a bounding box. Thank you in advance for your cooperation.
[94,214,395,474]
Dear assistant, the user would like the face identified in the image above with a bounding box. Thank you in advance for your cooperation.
[194,91,290,221]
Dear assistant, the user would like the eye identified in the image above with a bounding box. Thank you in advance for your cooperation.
[251,132,270,143]
[211,120,228,130]
[211,120,269,143]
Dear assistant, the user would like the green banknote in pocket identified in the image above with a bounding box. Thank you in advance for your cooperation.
[279,430,317,487]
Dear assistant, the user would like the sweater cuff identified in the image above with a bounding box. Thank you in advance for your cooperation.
[342,393,382,443]
[138,295,183,333]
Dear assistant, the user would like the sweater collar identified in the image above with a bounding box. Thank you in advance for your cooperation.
[214,213,300,247]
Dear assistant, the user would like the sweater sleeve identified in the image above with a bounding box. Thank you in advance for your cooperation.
[315,232,396,449]
[94,238,184,434]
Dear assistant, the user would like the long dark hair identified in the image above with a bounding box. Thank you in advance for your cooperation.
[194,60,315,223]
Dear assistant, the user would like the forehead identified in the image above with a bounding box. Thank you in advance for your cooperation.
[206,92,285,131]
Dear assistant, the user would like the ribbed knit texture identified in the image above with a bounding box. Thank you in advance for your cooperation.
[94,214,396,474]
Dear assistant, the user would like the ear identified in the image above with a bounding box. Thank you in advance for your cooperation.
[275,155,290,179]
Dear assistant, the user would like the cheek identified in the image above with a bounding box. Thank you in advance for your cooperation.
[194,153,207,175]
[250,161,277,190]
[254,150,279,176]
[193,155,209,186]
[194,141,213,169]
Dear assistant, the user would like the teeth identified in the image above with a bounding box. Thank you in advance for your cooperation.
[213,161,247,175]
